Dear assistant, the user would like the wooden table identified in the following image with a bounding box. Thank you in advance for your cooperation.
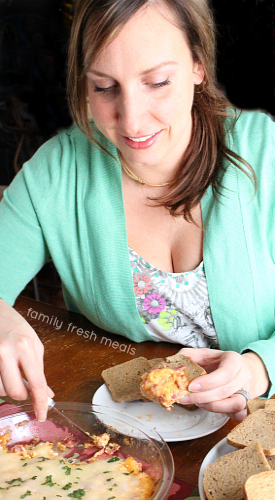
[13,296,236,486]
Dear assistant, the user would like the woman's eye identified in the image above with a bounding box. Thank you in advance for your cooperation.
[151,78,171,88]
[93,85,117,94]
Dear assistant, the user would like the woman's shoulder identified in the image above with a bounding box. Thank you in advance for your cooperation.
[225,109,275,179]
[227,108,275,148]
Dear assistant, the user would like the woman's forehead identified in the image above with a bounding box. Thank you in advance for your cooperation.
[89,3,191,74]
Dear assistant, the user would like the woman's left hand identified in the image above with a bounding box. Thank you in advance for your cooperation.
[176,348,270,422]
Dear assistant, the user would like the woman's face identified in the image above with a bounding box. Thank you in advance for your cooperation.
[86,2,204,176]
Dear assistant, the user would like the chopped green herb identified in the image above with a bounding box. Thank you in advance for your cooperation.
[30,476,37,480]
[62,466,71,475]
[38,457,50,462]
[75,468,82,471]
[68,489,86,498]
[36,466,43,471]
[56,496,62,497]
[106,478,113,482]
[60,460,65,464]
[108,488,113,491]
[62,483,72,490]
[42,475,57,487]
[113,484,118,487]
[107,457,120,463]
[66,453,80,464]
[107,497,116,500]
[22,463,28,467]
[20,491,32,499]
[20,458,26,461]
[103,471,111,474]
[6,478,24,484]
[123,470,134,475]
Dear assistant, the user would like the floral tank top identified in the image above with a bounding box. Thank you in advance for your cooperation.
[129,247,219,348]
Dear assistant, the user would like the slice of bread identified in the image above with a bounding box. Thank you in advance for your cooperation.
[247,395,275,415]
[227,409,275,456]
[101,357,151,402]
[148,358,164,369]
[140,354,206,410]
[203,441,271,500]
[247,398,266,415]
[244,470,275,499]
[265,399,275,413]
[267,455,275,470]
[165,353,206,379]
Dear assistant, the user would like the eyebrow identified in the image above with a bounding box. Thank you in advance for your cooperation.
[87,61,177,78]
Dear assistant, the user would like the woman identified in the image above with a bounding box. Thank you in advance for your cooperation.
[0,0,274,423]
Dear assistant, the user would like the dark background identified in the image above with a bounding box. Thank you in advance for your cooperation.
[0,0,274,305]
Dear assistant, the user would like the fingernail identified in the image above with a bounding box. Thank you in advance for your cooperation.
[189,383,201,392]
[180,396,190,403]
[37,411,47,422]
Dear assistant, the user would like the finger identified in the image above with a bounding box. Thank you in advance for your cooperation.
[0,359,30,400]
[226,409,247,423]
[177,347,223,366]
[20,355,49,422]
[47,386,55,398]
[188,352,242,392]
[0,376,7,397]
[196,394,248,414]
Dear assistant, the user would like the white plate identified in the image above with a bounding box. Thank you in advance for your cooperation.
[92,384,229,442]
[198,437,237,500]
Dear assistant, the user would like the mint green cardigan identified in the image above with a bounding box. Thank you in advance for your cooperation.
[0,110,275,395]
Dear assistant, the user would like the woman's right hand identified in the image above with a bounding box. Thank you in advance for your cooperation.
[0,299,54,421]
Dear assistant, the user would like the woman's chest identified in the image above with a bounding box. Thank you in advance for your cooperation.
[123,193,203,274]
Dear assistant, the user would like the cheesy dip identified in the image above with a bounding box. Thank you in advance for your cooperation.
[140,366,188,410]
[0,435,155,500]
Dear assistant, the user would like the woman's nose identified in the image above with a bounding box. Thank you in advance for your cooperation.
[117,90,146,136]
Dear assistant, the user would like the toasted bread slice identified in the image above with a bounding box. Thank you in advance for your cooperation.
[227,409,275,456]
[140,354,206,410]
[148,358,164,369]
[244,470,275,499]
[203,442,271,500]
[101,357,151,402]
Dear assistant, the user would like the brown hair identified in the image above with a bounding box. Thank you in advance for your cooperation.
[67,0,254,221]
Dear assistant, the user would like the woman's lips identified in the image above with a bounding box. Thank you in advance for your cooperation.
[122,130,162,149]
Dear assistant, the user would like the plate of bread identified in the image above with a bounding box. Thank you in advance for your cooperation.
[199,396,275,499]
[93,354,228,442]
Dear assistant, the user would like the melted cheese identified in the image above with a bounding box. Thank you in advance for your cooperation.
[140,367,188,410]
[0,447,154,499]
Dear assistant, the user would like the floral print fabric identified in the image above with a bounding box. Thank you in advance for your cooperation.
[129,247,219,348]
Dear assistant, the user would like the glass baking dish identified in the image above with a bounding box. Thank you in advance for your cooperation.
[0,402,174,499]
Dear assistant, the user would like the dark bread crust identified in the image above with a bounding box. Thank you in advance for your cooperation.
[102,357,151,402]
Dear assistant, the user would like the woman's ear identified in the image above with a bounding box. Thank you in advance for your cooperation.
[193,62,205,85]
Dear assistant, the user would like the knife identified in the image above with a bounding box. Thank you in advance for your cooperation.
[23,378,91,440]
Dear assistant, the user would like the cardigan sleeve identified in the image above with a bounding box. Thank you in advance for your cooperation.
[239,111,275,398]
[0,137,63,305]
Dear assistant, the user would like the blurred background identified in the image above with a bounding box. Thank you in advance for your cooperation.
[0,0,274,307]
